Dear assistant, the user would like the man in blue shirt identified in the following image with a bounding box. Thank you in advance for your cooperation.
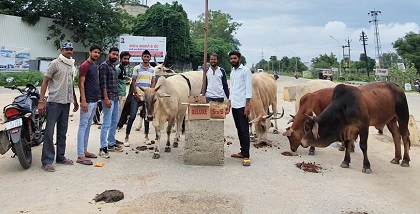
[227,50,252,167]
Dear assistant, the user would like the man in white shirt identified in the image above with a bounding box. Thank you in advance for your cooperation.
[202,53,229,103]
[227,50,252,166]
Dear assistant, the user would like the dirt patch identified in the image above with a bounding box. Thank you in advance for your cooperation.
[281,151,298,156]
[118,191,242,214]
[295,161,323,173]
[343,212,369,214]
[253,141,272,148]
[94,190,124,203]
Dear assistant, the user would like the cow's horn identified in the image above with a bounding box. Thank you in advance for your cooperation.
[312,111,317,117]
[312,122,320,140]
[249,115,262,124]
[271,107,285,119]
[154,85,161,92]
[263,112,273,119]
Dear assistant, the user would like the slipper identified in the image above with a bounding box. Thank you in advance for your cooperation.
[243,158,251,167]
[41,165,55,172]
[76,159,93,165]
[231,153,244,158]
[85,153,97,158]
[56,159,74,165]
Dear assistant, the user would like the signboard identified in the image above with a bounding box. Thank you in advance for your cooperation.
[0,46,30,71]
[375,68,388,76]
[331,67,338,72]
[397,63,406,71]
[119,36,166,63]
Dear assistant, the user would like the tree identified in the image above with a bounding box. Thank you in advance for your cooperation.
[311,53,337,69]
[190,10,242,50]
[356,53,375,74]
[132,2,192,65]
[393,31,420,74]
[381,52,401,69]
[1,0,132,50]
[192,37,233,72]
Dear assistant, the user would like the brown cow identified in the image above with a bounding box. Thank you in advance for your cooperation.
[301,82,411,174]
[248,72,284,143]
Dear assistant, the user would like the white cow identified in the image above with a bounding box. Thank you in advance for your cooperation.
[141,71,202,159]
[249,72,284,142]
[294,79,337,113]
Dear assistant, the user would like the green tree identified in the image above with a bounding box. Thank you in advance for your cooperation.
[381,52,401,69]
[132,2,191,65]
[192,37,233,72]
[311,53,337,69]
[357,53,375,75]
[393,31,420,73]
[1,0,131,50]
[190,10,242,50]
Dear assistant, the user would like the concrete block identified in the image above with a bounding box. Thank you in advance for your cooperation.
[283,86,297,101]
[408,115,420,146]
[184,119,224,165]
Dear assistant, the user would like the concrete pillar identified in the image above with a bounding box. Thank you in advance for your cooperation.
[184,119,224,165]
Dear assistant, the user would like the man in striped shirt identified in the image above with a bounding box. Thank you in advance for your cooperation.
[123,50,156,146]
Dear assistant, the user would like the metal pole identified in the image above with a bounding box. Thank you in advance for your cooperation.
[329,35,342,77]
[201,0,209,95]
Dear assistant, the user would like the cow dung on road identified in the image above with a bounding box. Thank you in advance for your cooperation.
[295,162,323,173]
[94,190,124,203]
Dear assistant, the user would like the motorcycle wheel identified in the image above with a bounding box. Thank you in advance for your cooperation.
[14,127,32,169]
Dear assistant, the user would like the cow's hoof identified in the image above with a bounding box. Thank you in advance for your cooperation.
[152,153,160,159]
[308,150,315,155]
[350,148,355,153]
[272,129,279,134]
[338,147,345,151]
[164,147,171,152]
[340,162,349,168]
[400,161,410,167]
[390,158,400,164]
[173,142,179,148]
[362,168,372,174]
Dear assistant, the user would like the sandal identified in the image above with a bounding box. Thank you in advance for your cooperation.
[231,153,244,158]
[76,159,93,165]
[85,152,97,158]
[41,165,56,172]
[56,158,74,165]
[243,158,251,167]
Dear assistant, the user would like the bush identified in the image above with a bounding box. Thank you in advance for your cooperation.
[0,71,44,86]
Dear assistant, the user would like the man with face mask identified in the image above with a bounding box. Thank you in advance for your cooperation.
[98,47,123,158]
[76,44,102,165]
[227,50,253,167]
[38,42,79,172]
[116,51,131,118]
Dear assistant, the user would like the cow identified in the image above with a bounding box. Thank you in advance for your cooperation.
[248,72,284,143]
[294,79,337,113]
[301,82,411,174]
[141,71,202,159]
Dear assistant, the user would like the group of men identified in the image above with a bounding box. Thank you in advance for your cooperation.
[37,42,253,172]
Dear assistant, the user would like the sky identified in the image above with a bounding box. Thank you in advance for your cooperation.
[146,0,420,67]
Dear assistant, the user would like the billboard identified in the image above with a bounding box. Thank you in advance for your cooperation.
[0,46,30,71]
[119,36,166,63]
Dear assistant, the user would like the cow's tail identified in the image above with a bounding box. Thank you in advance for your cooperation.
[182,116,186,135]
[394,86,411,148]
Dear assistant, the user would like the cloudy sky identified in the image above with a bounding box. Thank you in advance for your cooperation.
[146,0,420,66]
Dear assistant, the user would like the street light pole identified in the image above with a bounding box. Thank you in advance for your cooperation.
[329,35,342,77]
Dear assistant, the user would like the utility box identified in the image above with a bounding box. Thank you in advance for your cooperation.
[184,119,225,165]
[283,86,297,101]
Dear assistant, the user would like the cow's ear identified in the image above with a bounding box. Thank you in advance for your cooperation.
[157,92,170,98]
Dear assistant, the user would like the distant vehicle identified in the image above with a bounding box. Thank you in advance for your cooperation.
[257,69,264,73]
[317,69,333,81]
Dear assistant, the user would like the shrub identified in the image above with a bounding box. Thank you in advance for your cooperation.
[0,71,44,86]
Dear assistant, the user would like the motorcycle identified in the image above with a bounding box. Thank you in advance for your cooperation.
[0,78,45,169]
[414,79,420,93]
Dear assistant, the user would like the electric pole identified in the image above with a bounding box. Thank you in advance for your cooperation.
[360,31,370,77]
[342,37,351,70]
[369,9,382,68]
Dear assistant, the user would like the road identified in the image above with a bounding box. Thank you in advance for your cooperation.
[0,76,419,214]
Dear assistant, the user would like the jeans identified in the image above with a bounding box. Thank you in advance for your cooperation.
[77,102,97,157]
[126,96,149,135]
[206,97,225,103]
[100,99,119,149]
[41,102,70,166]
[232,107,250,158]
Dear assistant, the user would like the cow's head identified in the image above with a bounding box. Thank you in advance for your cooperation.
[153,55,174,74]
[282,114,308,152]
[250,108,284,142]
[141,83,170,122]
[301,113,337,148]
